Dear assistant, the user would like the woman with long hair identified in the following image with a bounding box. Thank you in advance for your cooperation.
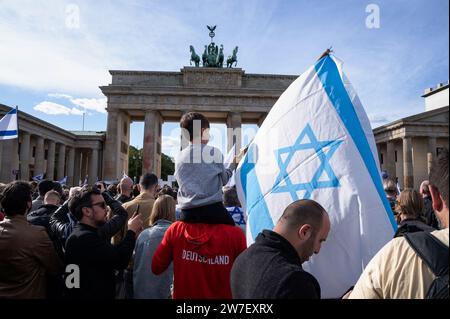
[133,195,176,298]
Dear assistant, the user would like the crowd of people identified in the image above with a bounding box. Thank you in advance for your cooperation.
[0,112,448,299]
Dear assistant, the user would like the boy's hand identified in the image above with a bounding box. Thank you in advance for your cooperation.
[233,146,248,165]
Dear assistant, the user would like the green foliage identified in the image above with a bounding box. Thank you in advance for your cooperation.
[128,146,175,181]
[128,146,143,183]
[161,153,175,180]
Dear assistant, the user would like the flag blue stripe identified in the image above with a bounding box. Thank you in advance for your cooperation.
[0,130,18,136]
[239,145,274,240]
[314,56,397,231]
[6,108,17,115]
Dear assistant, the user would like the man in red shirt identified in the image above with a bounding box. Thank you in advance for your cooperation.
[152,221,246,299]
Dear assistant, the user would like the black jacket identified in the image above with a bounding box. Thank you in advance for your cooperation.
[422,196,440,229]
[50,192,128,248]
[27,204,59,231]
[64,223,136,299]
[231,230,320,299]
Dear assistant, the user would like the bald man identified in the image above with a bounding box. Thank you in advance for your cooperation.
[115,176,134,204]
[230,199,330,299]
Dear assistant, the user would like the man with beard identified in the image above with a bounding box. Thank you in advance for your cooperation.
[230,199,330,299]
[64,187,143,299]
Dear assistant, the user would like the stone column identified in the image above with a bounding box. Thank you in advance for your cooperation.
[34,137,45,177]
[73,149,81,186]
[180,111,190,151]
[0,141,8,182]
[11,140,19,180]
[88,149,99,185]
[57,144,66,180]
[227,112,242,153]
[1,140,17,182]
[67,147,75,186]
[427,137,436,175]
[103,110,121,180]
[19,132,31,180]
[46,141,56,180]
[143,110,162,177]
[257,113,267,127]
[386,140,396,180]
[81,150,89,182]
[403,137,414,188]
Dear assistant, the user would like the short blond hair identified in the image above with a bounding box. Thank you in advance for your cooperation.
[149,195,176,226]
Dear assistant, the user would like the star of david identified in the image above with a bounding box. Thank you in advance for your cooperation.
[272,124,343,201]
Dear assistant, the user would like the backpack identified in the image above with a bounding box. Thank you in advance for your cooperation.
[404,231,449,299]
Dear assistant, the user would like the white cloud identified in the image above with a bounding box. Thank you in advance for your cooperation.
[34,101,84,116]
[368,113,390,124]
[0,0,196,96]
[47,93,73,99]
[70,97,107,113]
[47,93,107,113]
[162,135,181,158]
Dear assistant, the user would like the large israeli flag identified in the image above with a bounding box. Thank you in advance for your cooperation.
[236,54,396,298]
[0,108,18,140]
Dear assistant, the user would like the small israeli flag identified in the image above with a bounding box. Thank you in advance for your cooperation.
[236,54,396,298]
[0,107,18,140]
[32,173,44,182]
[57,176,68,185]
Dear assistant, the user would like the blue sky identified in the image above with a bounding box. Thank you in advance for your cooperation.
[0,0,448,158]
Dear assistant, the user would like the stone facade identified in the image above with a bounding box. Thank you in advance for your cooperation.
[0,104,104,186]
[374,106,449,190]
[100,67,298,179]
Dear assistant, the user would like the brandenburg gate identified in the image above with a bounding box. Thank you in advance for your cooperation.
[100,27,297,180]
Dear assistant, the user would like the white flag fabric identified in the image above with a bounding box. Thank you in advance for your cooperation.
[0,108,18,140]
[236,55,397,298]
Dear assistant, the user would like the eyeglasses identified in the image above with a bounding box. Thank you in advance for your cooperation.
[90,201,107,209]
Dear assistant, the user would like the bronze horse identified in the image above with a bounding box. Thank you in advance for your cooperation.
[226,46,238,68]
[190,45,200,67]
